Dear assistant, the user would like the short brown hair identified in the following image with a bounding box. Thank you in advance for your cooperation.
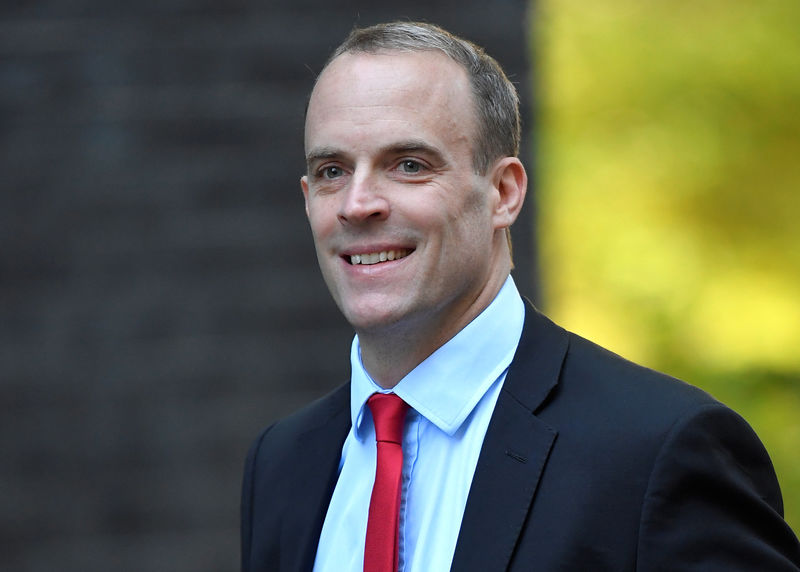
[321,21,521,175]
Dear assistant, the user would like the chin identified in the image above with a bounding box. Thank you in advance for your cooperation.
[344,311,398,333]
[340,304,409,334]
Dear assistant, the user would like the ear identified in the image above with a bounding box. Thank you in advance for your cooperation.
[489,157,527,230]
[300,175,310,217]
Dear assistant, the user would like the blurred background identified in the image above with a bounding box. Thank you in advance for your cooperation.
[1,0,796,570]
[0,1,533,570]
[534,0,800,533]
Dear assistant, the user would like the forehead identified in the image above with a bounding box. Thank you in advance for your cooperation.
[304,51,477,155]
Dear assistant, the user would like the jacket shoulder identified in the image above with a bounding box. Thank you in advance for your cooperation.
[245,382,351,480]
[241,383,351,572]
[559,331,721,429]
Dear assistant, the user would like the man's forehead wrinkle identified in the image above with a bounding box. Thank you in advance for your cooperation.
[305,139,446,164]
[310,95,438,116]
[305,146,342,164]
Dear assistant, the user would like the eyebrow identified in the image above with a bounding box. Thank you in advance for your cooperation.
[383,140,447,166]
[306,140,447,170]
[387,139,439,154]
[305,147,342,168]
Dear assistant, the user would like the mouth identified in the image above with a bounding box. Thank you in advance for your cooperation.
[346,248,412,266]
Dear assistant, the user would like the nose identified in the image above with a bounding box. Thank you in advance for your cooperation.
[337,173,389,225]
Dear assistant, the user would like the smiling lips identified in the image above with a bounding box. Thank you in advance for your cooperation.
[349,249,411,265]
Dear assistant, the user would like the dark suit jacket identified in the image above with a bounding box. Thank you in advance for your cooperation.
[241,303,800,571]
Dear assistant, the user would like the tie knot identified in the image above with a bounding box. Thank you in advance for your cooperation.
[367,393,409,444]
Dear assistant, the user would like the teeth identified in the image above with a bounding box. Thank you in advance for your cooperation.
[350,249,409,265]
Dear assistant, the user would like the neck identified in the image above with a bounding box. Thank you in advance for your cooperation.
[358,268,510,388]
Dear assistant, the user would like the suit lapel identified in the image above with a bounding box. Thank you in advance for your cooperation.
[451,303,569,571]
[280,386,351,572]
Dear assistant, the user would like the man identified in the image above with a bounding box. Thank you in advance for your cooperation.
[241,21,800,571]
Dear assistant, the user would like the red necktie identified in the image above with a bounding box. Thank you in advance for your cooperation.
[364,393,409,572]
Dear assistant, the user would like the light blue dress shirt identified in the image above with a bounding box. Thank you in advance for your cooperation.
[313,275,525,571]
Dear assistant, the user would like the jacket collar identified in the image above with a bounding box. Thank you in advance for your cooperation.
[451,301,569,571]
[280,301,569,572]
[278,385,351,572]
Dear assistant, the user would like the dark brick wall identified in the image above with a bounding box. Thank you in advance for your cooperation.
[0,2,535,570]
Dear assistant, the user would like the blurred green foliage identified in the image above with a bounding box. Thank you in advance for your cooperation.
[533,0,800,533]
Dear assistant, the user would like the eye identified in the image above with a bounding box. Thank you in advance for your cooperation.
[398,159,423,174]
[321,165,344,179]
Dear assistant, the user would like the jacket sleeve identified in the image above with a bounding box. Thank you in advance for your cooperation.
[637,402,800,570]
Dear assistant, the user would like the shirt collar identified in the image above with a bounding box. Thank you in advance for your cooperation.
[349,275,525,439]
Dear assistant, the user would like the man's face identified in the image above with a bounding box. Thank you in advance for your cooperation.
[302,51,504,339]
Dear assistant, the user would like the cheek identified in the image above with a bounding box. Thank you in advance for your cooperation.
[307,200,337,238]
[464,183,490,215]
[449,188,492,234]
